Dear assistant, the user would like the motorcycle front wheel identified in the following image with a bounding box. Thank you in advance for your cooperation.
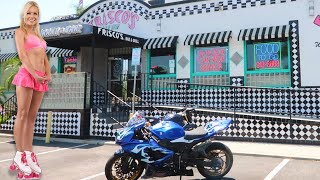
[197,142,233,179]
[105,153,145,180]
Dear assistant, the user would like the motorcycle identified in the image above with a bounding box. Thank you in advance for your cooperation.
[105,109,233,180]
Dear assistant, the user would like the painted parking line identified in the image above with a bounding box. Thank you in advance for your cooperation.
[0,140,14,144]
[79,172,105,180]
[0,143,89,163]
[264,159,290,180]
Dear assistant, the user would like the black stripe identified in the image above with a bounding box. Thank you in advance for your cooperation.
[221,31,227,43]
[198,33,205,45]
[248,29,254,41]
[171,36,178,47]
[281,25,286,38]
[193,34,200,45]
[267,27,272,40]
[275,26,280,39]
[237,30,242,41]
[242,29,248,40]
[204,33,210,44]
[184,35,189,45]
[215,31,221,43]
[261,27,267,40]
[188,34,195,45]
[254,28,260,40]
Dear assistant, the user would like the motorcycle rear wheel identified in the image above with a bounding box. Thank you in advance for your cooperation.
[197,142,233,179]
[105,153,144,180]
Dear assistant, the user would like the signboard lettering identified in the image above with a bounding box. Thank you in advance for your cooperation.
[89,9,139,30]
[41,24,83,38]
[97,27,140,44]
[254,42,281,69]
[195,47,228,73]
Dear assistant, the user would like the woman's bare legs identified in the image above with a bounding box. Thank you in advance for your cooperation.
[24,90,44,151]
[24,90,44,175]
[14,86,33,151]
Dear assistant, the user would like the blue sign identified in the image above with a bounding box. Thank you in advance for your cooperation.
[131,48,141,66]
[254,42,281,69]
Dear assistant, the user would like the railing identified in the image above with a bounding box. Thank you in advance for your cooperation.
[0,94,17,124]
[157,82,320,119]
[92,81,131,125]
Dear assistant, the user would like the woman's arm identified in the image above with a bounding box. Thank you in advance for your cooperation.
[15,28,37,78]
[44,54,52,81]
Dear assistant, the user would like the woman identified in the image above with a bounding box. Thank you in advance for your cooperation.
[10,1,51,178]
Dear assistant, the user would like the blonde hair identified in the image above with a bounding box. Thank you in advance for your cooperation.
[19,1,45,41]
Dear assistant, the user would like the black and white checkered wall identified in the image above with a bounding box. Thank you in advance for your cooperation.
[289,20,301,89]
[0,111,81,136]
[0,30,15,40]
[88,107,320,144]
[148,0,297,20]
[80,0,298,23]
[230,76,244,86]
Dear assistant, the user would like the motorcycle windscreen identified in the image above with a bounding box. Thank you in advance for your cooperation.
[205,118,232,134]
[126,111,146,127]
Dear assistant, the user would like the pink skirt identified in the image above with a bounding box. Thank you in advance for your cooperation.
[12,68,48,92]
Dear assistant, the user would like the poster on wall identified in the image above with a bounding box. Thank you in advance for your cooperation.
[63,56,77,74]
[194,47,228,73]
[254,42,281,69]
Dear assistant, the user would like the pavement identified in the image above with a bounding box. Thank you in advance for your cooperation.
[1,133,320,161]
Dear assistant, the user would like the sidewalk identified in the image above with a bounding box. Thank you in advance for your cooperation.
[1,133,319,161]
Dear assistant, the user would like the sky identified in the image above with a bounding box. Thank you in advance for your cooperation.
[0,0,99,29]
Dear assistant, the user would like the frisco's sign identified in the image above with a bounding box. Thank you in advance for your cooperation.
[88,10,139,30]
[41,24,83,38]
[97,27,140,44]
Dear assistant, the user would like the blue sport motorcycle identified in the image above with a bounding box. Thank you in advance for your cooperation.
[105,109,233,179]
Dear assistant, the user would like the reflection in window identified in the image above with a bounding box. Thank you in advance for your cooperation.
[150,48,175,75]
[194,46,228,73]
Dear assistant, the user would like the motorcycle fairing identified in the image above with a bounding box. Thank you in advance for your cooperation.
[123,139,174,164]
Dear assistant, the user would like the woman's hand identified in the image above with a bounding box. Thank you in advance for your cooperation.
[33,74,46,84]
[43,76,52,84]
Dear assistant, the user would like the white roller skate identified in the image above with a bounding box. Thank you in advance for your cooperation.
[9,151,33,179]
[25,151,41,179]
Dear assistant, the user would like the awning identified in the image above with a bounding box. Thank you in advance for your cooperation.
[0,53,18,62]
[184,31,232,46]
[50,48,75,57]
[238,25,289,41]
[143,36,178,49]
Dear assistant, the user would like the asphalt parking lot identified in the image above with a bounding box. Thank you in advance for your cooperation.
[1,136,320,180]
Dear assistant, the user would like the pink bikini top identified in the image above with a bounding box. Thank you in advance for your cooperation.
[24,34,46,51]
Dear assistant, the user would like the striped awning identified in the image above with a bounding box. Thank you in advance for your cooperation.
[50,48,75,57]
[0,53,18,62]
[238,25,289,41]
[184,31,232,46]
[143,36,178,49]
[0,49,51,63]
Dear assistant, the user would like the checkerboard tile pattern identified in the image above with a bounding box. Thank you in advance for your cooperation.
[90,113,120,137]
[230,76,244,86]
[149,0,297,20]
[81,0,150,24]
[0,30,15,40]
[89,108,320,143]
[0,111,81,136]
[289,20,301,89]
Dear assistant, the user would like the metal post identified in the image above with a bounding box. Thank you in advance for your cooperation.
[132,65,137,113]
[45,111,53,143]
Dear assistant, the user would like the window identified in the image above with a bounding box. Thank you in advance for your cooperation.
[246,41,289,71]
[150,48,175,75]
[194,46,229,74]
[245,39,290,87]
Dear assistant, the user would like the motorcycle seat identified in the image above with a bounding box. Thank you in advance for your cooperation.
[184,126,208,140]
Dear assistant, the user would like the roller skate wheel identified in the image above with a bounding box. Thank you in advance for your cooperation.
[17,172,24,179]
[32,172,40,179]
[9,164,17,171]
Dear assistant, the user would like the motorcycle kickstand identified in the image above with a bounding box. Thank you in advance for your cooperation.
[179,155,182,180]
